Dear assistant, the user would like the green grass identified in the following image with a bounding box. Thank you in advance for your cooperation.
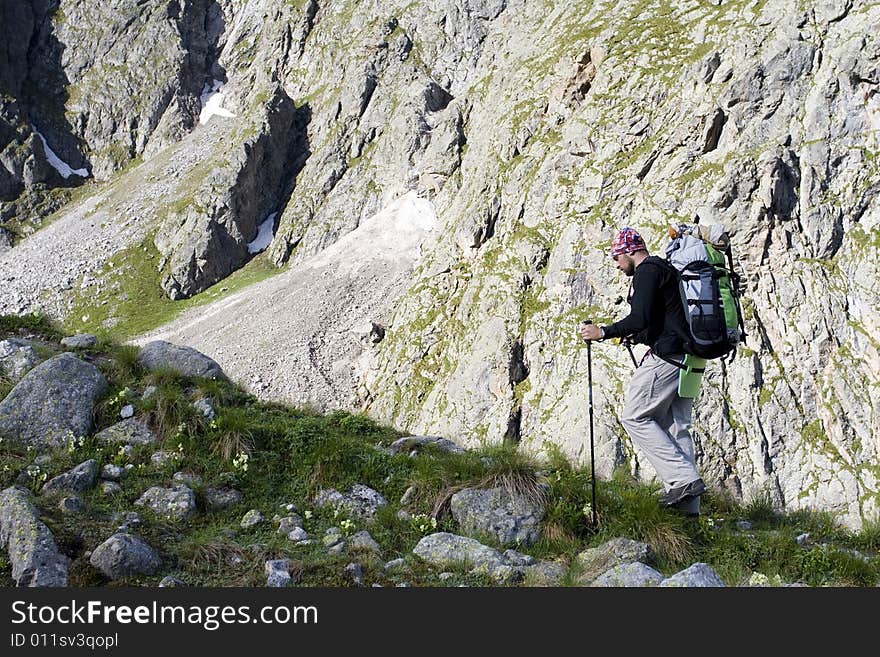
[1,315,879,587]
[64,242,284,341]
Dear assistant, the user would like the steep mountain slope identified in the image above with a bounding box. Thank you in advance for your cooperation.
[0,0,878,528]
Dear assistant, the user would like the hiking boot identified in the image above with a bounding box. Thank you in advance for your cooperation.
[662,478,706,507]
[670,494,701,518]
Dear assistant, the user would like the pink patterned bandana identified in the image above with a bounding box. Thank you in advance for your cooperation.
[611,227,646,257]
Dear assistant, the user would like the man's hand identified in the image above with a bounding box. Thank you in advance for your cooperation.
[580,322,604,341]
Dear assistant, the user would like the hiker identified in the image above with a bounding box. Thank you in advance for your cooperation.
[579,227,706,517]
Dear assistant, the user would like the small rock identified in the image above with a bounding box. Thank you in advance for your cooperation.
[344,562,365,585]
[141,386,157,400]
[384,558,406,572]
[523,561,568,587]
[34,455,52,466]
[400,486,416,505]
[101,481,123,495]
[58,496,84,513]
[241,509,266,528]
[193,398,216,420]
[120,404,135,419]
[796,533,810,546]
[42,459,99,494]
[277,515,304,534]
[287,527,309,542]
[328,542,347,555]
[61,334,98,349]
[736,520,753,531]
[159,576,186,587]
[265,559,291,587]
[348,530,381,555]
[439,572,455,581]
[397,509,411,521]
[323,530,344,547]
[205,487,243,511]
[101,464,126,481]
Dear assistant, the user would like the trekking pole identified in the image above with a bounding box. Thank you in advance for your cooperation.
[583,320,599,527]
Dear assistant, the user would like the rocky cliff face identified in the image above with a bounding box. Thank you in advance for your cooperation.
[0,0,878,528]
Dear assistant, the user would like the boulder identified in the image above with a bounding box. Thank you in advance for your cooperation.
[592,562,665,587]
[60,334,97,349]
[575,538,654,585]
[42,459,99,494]
[0,338,41,381]
[0,487,69,586]
[134,485,197,521]
[138,341,226,379]
[314,484,387,518]
[450,486,546,546]
[413,532,519,584]
[94,419,158,445]
[0,353,108,448]
[660,563,726,587]
[388,435,466,455]
[89,533,161,580]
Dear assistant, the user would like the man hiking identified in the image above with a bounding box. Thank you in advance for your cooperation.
[580,227,706,517]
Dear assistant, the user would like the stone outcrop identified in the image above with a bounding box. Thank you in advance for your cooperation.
[89,532,162,580]
[0,486,69,586]
[138,340,225,380]
[0,352,108,448]
[450,486,546,547]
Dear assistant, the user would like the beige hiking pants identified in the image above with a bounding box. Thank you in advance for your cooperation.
[621,353,701,493]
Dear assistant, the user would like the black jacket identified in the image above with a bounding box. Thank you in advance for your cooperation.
[602,256,689,356]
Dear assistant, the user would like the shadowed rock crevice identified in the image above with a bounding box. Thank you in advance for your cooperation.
[156,91,310,299]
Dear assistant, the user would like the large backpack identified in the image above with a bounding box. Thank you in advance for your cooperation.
[665,222,746,360]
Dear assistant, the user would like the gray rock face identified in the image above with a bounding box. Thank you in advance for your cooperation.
[0,338,41,381]
[155,85,303,299]
[314,484,388,518]
[412,532,520,584]
[193,398,216,419]
[42,459,99,494]
[205,487,243,511]
[94,418,157,445]
[0,486,69,586]
[450,486,546,547]
[89,532,161,580]
[2,0,878,529]
[134,485,197,521]
[0,353,108,448]
[138,341,226,379]
[575,538,655,585]
[60,334,97,349]
[592,562,665,587]
[660,563,726,587]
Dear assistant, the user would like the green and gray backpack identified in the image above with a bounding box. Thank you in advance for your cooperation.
[665,222,747,361]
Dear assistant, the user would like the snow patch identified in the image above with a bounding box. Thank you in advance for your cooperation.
[247,213,277,254]
[199,79,238,124]
[34,131,89,179]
